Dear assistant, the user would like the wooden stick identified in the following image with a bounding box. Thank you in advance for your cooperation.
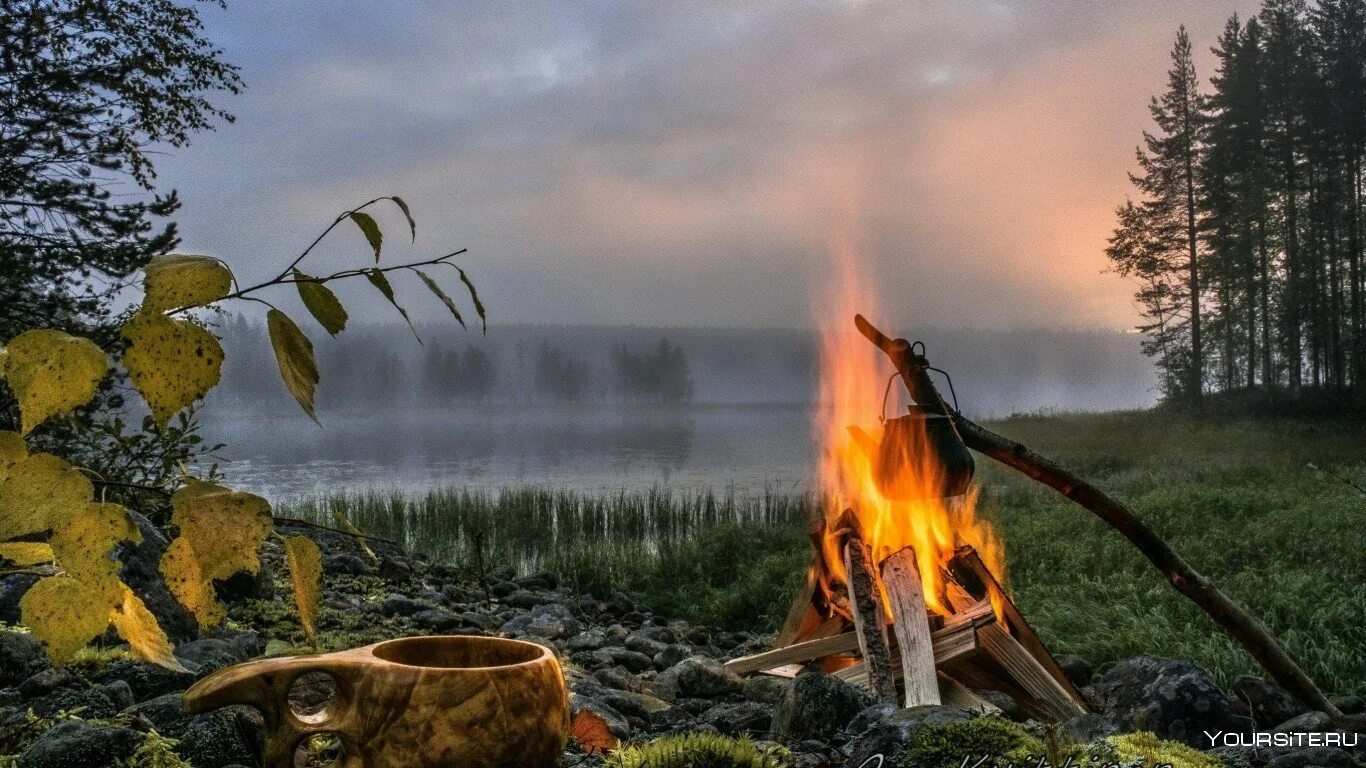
[937,671,1000,714]
[880,547,941,707]
[977,623,1085,721]
[775,559,821,648]
[852,313,1340,719]
[844,536,898,705]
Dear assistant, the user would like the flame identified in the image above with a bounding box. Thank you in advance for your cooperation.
[812,238,1005,619]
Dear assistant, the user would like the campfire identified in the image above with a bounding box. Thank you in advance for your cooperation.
[724,279,1087,721]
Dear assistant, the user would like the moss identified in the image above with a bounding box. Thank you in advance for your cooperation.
[67,646,135,673]
[1108,732,1224,768]
[114,732,192,768]
[605,733,791,768]
[903,717,1048,768]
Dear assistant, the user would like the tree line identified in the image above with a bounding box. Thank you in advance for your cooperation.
[1108,0,1366,406]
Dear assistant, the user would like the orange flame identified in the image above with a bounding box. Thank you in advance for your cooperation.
[812,238,1004,618]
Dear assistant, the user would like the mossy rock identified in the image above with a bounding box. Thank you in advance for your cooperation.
[1107,731,1224,768]
[605,732,790,768]
[903,717,1050,768]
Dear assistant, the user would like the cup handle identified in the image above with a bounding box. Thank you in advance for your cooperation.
[182,653,360,768]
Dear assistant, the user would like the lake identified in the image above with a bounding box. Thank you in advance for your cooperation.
[204,404,819,502]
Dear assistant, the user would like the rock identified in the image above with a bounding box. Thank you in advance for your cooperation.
[843,706,974,768]
[0,573,40,625]
[1094,656,1244,747]
[570,695,631,740]
[602,648,654,674]
[458,611,501,631]
[8,680,131,724]
[655,656,742,700]
[772,672,875,740]
[604,592,635,617]
[214,560,275,603]
[488,581,516,598]
[593,667,639,692]
[377,594,431,617]
[412,609,461,633]
[18,667,78,699]
[846,703,897,737]
[378,557,413,582]
[601,690,673,723]
[1265,747,1357,768]
[95,656,195,702]
[699,701,771,736]
[972,688,1022,720]
[16,719,143,768]
[115,511,199,643]
[130,692,265,768]
[504,590,548,610]
[514,572,558,591]
[1272,710,1334,733]
[1233,675,1311,729]
[1054,654,1093,688]
[1331,695,1364,715]
[325,553,374,576]
[742,675,791,704]
[173,637,248,675]
[624,634,666,658]
[565,629,607,653]
[1060,712,1118,742]
[0,631,47,687]
[684,626,711,645]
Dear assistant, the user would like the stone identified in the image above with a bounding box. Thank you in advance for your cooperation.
[514,572,558,591]
[16,719,143,768]
[973,688,1022,720]
[699,701,772,736]
[565,629,607,653]
[115,510,199,643]
[130,692,265,768]
[412,609,461,633]
[0,574,40,625]
[684,626,711,645]
[325,553,374,576]
[1331,695,1364,715]
[1233,675,1312,729]
[18,667,78,699]
[1272,710,1334,733]
[653,644,692,670]
[214,560,275,603]
[845,703,897,737]
[1265,747,1357,768]
[173,637,248,675]
[593,666,639,692]
[772,672,875,740]
[654,656,742,700]
[570,695,631,741]
[742,675,791,704]
[843,706,974,768]
[624,634,667,658]
[377,594,431,617]
[1060,712,1118,742]
[1054,654,1093,688]
[378,557,413,582]
[1094,656,1244,747]
[0,631,47,687]
[504,590,547,610]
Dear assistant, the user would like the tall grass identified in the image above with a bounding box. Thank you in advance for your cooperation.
[280,412,1366,695]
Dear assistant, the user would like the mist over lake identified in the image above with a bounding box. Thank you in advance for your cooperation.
[202,321,1157,499]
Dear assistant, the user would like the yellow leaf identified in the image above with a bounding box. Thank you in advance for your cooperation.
[0,452,93,540]
[284,535,322,644]
[0,542,53,566]
[122,311,224,428]
[0,431,27,484]
[141,254,233,312]
[2,330,108,434]
[20,575,117,664]
[293,270,348,336]
[159,479,271,629]
[0,346,7,379]
[50,503,140,587]
[266,309,321,424]
[110,585,185,671]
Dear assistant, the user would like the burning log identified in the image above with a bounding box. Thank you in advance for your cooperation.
[843,532,898,705]
[880,547,940,707]
[851,313,1339,719]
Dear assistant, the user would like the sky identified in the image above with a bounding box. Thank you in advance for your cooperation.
[156,1,1257,332]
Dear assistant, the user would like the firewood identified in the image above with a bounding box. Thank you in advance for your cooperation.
[843,535,898,705]
[976,622,1085,720]
[775,559,821,648]
[853,312,1340,718]
[880,547,941,707]
[937,671,1001,714]
[727,632,860,676]
[830,615,987,688]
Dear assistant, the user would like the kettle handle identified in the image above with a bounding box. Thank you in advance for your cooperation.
[182,652,365,768]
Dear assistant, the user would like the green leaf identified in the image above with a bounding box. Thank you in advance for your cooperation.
[122,311,224,428]
[456,267,487,333]
[142,254,233,312]
[350,211,383,262]
[415,269,466,329]
[293,270,348,336]
[388,196,416,242]
[364,269,422,343]
[284,535,322,644]
[3,329,109,434]
[266,310,321,424]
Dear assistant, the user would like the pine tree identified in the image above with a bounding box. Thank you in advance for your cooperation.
[1109,27,1209,401]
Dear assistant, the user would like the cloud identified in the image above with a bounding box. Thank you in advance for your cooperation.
[156,0,1256,330]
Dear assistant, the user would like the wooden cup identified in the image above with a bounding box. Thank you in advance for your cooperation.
[181,635,569,768]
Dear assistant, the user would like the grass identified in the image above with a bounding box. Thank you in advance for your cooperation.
[280,411,1366,695]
